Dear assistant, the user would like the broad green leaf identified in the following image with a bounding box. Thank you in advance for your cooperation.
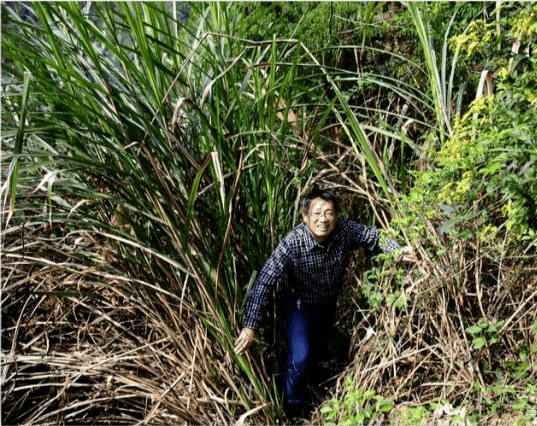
[466,324,483,335]
[472,336,487,349]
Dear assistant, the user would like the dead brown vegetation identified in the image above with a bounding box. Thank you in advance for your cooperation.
[4,216,535,426]
[1,221,270,425]
[310,224,537,424]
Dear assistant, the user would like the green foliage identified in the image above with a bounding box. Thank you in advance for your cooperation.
[392,39,536,259]
[239,2,372,48]
[513,384,537,413]
[365,5,536,424]
[439,5,537,240]
[320,376,393,426]
[6,70,31,215]
[390,404,432,425]
[451,19,494,57]
[361,257,409,314]
[360,275,384,313]
[479,381,537,424]
[1,2,319,422]
[466,318,505,350]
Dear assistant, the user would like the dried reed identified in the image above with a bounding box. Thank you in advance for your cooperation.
[1,221,269,425]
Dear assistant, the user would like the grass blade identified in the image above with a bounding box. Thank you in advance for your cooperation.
[7,71,31,219]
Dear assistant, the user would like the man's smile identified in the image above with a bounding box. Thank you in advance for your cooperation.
[302,198,338,244]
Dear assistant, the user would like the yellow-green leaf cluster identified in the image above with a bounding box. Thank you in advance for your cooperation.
[449,19,494,56]
[512,4,537,40]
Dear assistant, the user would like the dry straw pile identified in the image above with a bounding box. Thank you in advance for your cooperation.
[1,221,268,425]
[3,203,536,425]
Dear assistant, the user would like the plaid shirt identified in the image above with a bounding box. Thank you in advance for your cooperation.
[242,218,401,330]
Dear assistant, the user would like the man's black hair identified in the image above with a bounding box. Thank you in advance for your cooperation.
[302,189,339,213]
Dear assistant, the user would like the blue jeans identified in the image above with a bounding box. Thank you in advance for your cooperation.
[280,295,337,412]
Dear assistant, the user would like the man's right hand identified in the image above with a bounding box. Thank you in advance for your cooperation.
[234,328,256,355]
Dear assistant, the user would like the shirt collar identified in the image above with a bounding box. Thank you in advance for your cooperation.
[295,223,315,251]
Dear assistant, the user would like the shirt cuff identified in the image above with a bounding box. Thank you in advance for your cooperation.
[242,315,260,330]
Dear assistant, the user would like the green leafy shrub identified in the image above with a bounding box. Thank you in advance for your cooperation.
[466,318,505,350]
[390,404,431,425]
[335,6,537,425]
[320,376,393,426]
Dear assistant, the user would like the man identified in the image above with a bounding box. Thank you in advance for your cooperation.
[234,189,414,420]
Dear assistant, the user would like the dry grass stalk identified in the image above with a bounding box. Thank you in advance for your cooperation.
[1,220,269,425]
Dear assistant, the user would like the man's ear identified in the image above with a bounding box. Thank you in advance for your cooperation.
[301,211,308,223]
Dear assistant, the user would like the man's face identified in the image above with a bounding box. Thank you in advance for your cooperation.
[302,197,337,244]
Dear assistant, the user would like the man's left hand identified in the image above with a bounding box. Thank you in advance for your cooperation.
[397,245,417,264]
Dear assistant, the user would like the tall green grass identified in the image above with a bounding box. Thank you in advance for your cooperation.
[2,1,450,423]
[2,3,321,421]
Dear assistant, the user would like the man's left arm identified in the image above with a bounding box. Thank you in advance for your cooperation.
[346,218,416,263]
